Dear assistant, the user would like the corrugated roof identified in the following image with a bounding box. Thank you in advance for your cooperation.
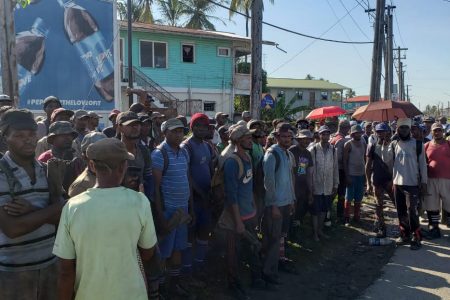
[345,96,384,103]
[120,21,251,43]
[267,78,349,90]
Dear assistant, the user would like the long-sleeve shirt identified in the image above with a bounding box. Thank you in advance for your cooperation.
[392,138,428,186]
[311,143,339,196]
[263,144,296,207]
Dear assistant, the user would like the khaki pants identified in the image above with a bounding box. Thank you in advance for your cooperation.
[424,178,450,212]
[0,263,57,300]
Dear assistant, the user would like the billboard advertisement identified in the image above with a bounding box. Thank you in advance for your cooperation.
[14,0,118,112]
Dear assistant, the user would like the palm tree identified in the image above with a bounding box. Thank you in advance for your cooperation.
[229,0,274,37]
[157,0,186,26]
[182,0,225,30]
[117,0,154,23]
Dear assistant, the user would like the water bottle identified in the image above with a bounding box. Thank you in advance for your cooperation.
[368,237,392,246]
[57,0,114,101]
[16,18,49,94]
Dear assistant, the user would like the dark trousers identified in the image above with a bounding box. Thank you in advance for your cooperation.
[394,185,420,237]
[226,217,262,284]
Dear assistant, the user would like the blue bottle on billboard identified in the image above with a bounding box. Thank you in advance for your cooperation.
[16,17,49,95]
[58,0,114,102]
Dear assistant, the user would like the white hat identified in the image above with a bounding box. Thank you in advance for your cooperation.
[397,118,412,128]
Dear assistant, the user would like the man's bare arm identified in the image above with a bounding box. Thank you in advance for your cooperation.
[57,258,76,300]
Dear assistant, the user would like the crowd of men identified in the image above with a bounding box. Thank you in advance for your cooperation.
[0,93,449,300]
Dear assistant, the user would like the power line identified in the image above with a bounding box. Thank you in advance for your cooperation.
[339,0,371,41]
[393,6,406,46]
[269,3,366,75]
[355,0,375,18]
[207,0,372,44]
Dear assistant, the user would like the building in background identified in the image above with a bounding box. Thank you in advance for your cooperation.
[343,95,371,112]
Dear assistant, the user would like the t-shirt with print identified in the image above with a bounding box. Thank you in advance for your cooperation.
[53,187,157,300]
[151,141,190,210]
[182,138,212,197]
[289,145,313,199]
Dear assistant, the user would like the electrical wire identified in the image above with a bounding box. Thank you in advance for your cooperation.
[206,0,372,44]
[339,0,372,41]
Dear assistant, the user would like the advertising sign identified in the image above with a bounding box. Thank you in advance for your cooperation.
[261,93,275,109]
[14,0,117,111]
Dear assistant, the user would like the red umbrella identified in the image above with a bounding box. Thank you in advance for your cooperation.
[306,106,347,120]
[352,100,421,121]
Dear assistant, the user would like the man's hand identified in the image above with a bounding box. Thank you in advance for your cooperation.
[289,203,295,216]
[420,183,428,196]
[271,205,282,219]
[235,219,245,235]
[3,198,37,216]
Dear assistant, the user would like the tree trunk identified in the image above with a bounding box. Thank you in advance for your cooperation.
[0,0,18,106]
[250,0,263,119]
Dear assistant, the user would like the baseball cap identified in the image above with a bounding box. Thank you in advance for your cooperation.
[190,113,209,128]
[350,124,363,134]
[0,109,37,133]
[275,122,294,134]
[43,96,61,109]
[108,109,121,121]
[161,118,185,132]
[51,108,74,122]
[0,94,11,102]
[117,111,140,126]
[129,103,145,114]
[138,113,151,123]
[176,115,188,128]
[88,111,102,119]
[247,119,264,130]
[295,129,313,139]
[73,110,89,120]
[215,112,229,119]
[151,112,165,119]
[86,138,134,162]
[218,125,229,135]
[375,123,390,132]
[431,123,443,131]
[318,125,331,134]
[81,132,107,153]
[339,119,350,127]
[229,125,255,142]
[47,121,78,144]
[423,116,435,123]
[349,120,358,126]
[242,111,251,118]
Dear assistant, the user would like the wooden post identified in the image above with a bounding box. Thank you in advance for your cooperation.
[250,0,263,119]
[0,0,18,106]
[369,0,385,103]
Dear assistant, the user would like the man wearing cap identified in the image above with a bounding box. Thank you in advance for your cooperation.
[366,123,394,237]
[212,112,229,145]
[68,132,107,198]
[37,96,62,139]
[87,111,102,132]
[138,113,153,150]
[391,118,428,250]
[180,113,214,281]
[289,129,314,238]
[342,125,367,226]
[223,125,265,297]
[0,94,13,108]
[241,111,251,123]
[262,122,296,284]
[102,109,120,138]
[117,111,152,198]
[330,120,351,223]
[423,123,450,238]
[216,126,229,154]
[53,139,157,300]
[438,116,450,137]
[310,125,339,242]
[152,118,193,298]
[423,116,435,141]
[71,110,91,158]
[0,109,65,300]
[362,122,372,144]
[151,112,166,147]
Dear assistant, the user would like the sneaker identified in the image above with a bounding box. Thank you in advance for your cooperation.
[424,227,441,240]
[395,235,410,245]
[410,238,422,250]
[344,217,351,227]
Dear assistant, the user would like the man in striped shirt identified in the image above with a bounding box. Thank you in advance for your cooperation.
[0,109,64,300]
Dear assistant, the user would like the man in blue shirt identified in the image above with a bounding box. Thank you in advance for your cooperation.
[223,125,264,298]
[262,123,296,284]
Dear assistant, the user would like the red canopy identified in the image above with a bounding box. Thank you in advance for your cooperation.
[306,106,347,120]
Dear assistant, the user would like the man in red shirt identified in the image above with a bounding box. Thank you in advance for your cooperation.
[424,123,450,238]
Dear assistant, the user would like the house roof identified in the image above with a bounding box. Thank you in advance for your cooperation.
[267,78,349,91]
[345,95,383,103]
[120,21,257,44]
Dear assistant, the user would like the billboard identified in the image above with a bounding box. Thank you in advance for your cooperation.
[14,0,118,112]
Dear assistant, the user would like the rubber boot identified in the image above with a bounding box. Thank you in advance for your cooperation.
[353,203,361,223]
[344,200,351,226]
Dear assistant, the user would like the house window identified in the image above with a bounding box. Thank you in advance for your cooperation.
[139,40,167,68]
[203,102,216,112]
[182,44,195,63]
[217,47,231,57]
[296,91,303,100]
[321,92,328,100]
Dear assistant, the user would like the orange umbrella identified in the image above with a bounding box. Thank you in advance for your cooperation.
[352,100,421,121]
[306,106,347,120]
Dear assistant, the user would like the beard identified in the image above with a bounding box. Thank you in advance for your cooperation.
[399,133,410,141]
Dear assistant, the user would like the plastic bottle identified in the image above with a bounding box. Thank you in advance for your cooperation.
[16,18,49,94]
[368,237,392,246]
[57,0,114,101]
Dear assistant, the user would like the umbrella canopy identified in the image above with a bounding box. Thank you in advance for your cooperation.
[306,106,347,120]
[351,100,421,121]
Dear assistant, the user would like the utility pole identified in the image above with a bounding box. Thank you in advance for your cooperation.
[369,0,386,103]
[127,0,133,107]
[250,0,263,119]
[395,47,407,101]
[384,5,395,101]
[406,84,411,102]
[0,0,18,106]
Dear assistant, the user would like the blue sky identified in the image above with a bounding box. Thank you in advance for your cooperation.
[157,0,450,109]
